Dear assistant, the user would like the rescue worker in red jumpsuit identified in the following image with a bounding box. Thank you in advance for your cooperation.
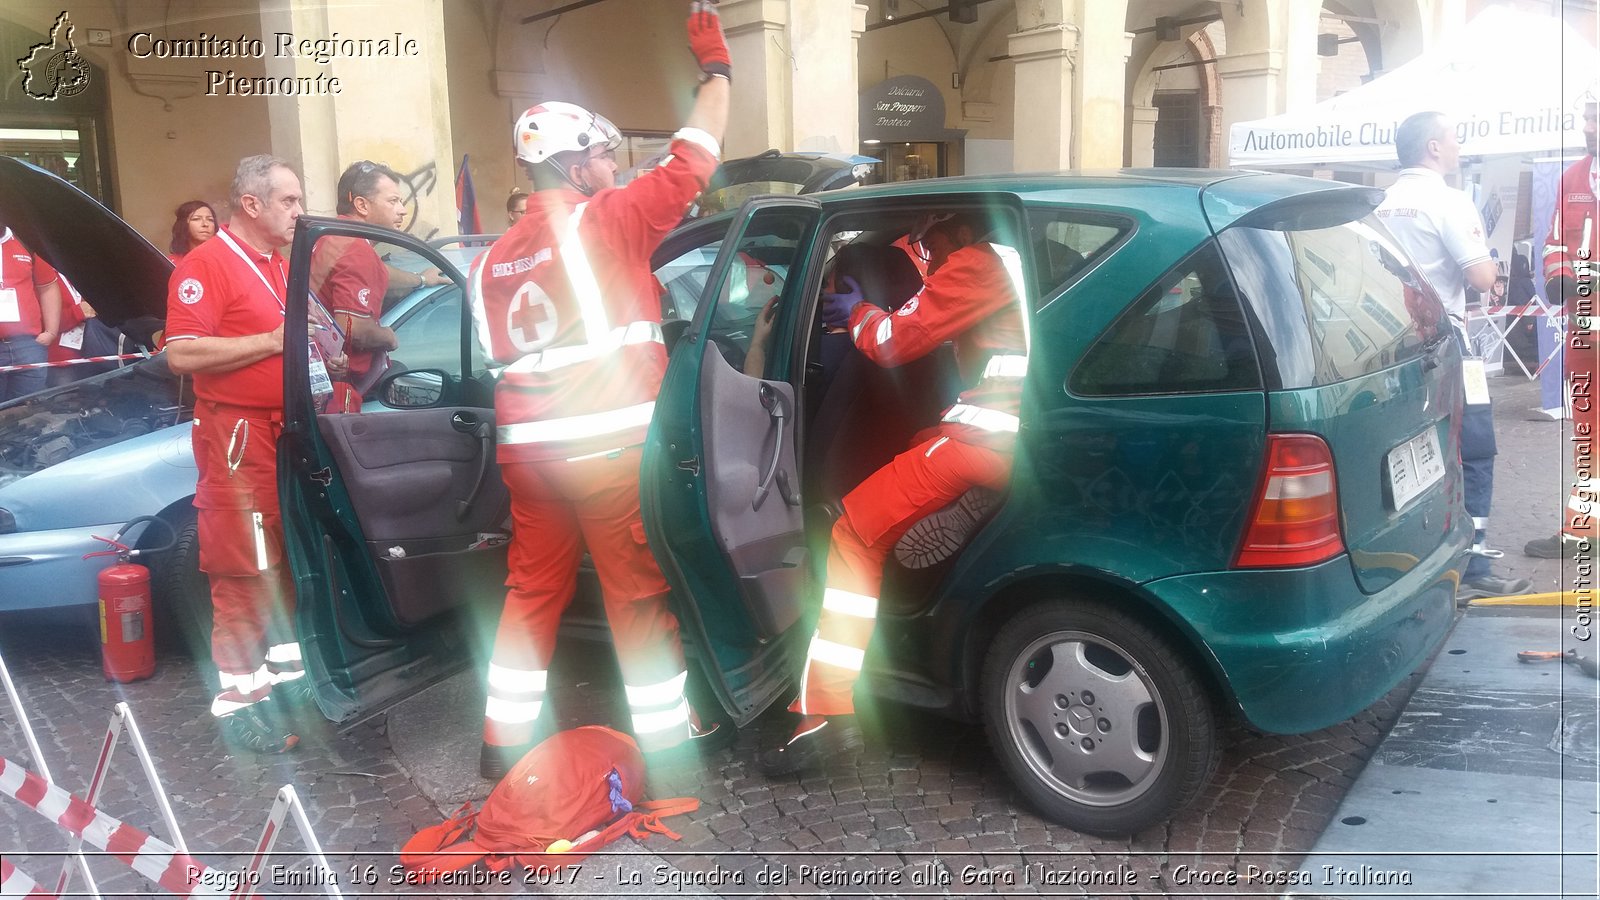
[1526,90,1600,559]
[165,155,327,753]
[761,213,1029,775]
[470,0,733,780]
[310,160,444,412]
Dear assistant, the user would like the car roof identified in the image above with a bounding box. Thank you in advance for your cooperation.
[811,168,1370,229]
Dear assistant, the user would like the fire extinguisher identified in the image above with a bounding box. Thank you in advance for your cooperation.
[85,516,176,683]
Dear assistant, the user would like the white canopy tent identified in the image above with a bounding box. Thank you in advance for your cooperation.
[1228,7,1595,168]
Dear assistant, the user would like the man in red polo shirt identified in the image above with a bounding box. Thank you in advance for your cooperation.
[165,154,311,753]
[0,226,63,402]
[310,160,447,412]
[468,0,732,779]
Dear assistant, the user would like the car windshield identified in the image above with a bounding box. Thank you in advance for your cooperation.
[0,355,185,489]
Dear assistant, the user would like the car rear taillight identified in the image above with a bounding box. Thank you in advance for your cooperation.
[1234,434,1344,568]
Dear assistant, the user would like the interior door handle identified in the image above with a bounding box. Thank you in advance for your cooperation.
[753,382,788,512]
[456,414,493,521]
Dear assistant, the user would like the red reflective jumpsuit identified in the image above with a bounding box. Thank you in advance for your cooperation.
[1549,155,1600,543]
[310,222,390,412]
[471,129,719,752]
[165,227,303,716]
[794,242,1028,716]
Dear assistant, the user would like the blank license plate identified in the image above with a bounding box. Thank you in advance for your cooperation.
[1387,427,1445,510]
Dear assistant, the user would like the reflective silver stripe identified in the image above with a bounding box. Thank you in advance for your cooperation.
[875,316,894,345]
[498,400,656,445]
[625,671,688,710]
[925,436,950,458]
[673,127,722,159]
[563,203,611,345]
[989,243,1032,354]
[632,699,691,735]
[982,354,1029,379]
[851,311,875,342]
[217,665,273,694]
[941,403,1020,433]
[487,663,547,694]
[503,321,663,374]
[270,669,306,683]
[806,635,865,672]
[1471,516,1489,530]
[485,696,543,725]
[469,253,496,363]
[822,588,878,619]
[265,643,302,664]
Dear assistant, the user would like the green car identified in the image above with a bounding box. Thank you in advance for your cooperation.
[278,170,1468,836]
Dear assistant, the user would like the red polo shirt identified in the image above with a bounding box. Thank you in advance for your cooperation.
[310,220,389,380]
[164,225,287,409]
[0,228,59,339]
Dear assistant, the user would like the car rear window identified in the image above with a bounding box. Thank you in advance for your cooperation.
[1217,214,1444,389]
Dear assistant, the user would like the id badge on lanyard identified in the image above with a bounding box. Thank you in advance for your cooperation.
[1452,319,1491,406]
[308,341,334,401]
[0,289,17,324]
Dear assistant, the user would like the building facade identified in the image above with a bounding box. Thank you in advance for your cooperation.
[1,0,1592,248]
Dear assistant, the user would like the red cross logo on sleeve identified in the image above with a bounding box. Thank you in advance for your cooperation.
[507,280,559,352]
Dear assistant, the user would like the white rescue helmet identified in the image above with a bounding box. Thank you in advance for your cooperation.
[514,102,622,166]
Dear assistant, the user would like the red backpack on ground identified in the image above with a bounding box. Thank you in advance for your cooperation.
[401,726,698,880]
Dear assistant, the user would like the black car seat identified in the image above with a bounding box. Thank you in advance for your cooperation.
[802,245,960,508]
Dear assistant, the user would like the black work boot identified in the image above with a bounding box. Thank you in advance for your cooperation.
[479,741,533,781]
[760,715,862,777]
[1525,533,1586,559]
[220,696,299,754]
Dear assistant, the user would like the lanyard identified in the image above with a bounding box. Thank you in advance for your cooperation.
[215,229,286,313]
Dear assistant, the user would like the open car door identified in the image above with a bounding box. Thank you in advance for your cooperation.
[281,217,505,723]
[643,197,824,726]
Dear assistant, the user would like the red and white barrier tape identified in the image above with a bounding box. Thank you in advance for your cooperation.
[0,756,225,897]
[0,859,58,899]
[0,352,149,374]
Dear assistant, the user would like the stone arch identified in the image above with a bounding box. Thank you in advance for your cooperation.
[1126,5,1224,166]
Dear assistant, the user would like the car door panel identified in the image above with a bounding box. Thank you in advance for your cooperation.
[282,217,500,723]
[315,408,508,627]
[698,348,805,637]
[643,198,823,725]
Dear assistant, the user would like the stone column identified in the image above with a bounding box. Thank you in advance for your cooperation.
[1010,0,1130,171]
[259,0,455,238]
[719,0,864,158]
[1128,105,1159,167]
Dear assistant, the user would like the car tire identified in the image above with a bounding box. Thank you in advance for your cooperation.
[980,599,1219,836]
[152,505,212,661]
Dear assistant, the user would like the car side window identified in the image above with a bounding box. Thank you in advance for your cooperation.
[389,285,477,378]
[1027,209,1129,302]
[1070,241,1262,396]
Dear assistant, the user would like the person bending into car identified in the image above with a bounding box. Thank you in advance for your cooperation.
[164,155,335,754]
[467,1,733,780]
[1375,112,1531,603]
[309,160,444,412]
[761,212,1028,776]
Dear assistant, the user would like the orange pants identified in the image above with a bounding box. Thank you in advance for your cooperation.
[484,448,691,750]
[794,432,1010,716]
[192,401,299,712]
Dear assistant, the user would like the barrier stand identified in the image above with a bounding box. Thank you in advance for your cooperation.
[234,784,343,900]
[54,702,191,896]
[0,650,101,897]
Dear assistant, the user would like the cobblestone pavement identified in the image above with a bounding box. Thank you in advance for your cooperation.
[0,372,1568,898]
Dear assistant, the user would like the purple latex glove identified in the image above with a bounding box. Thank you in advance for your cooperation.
[821,275,865,329]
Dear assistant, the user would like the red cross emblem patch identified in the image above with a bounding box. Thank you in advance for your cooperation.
[507,281,559,352]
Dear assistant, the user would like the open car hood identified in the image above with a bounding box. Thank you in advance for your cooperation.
[0,156,171,328]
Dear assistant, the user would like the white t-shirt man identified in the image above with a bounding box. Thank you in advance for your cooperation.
[1375,167,1491,323]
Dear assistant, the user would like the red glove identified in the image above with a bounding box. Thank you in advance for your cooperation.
[687,0,731,80]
